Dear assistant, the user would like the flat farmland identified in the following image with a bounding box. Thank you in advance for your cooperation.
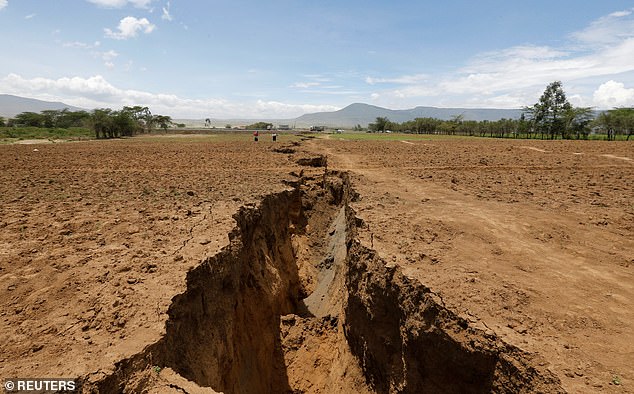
[0,134,632,393]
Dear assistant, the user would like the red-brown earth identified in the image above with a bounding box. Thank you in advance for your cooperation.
[0,134,632,393]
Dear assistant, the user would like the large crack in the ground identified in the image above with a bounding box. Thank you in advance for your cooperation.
[80,156,564,393]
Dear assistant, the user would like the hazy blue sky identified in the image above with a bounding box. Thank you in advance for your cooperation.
[1,0,633,118]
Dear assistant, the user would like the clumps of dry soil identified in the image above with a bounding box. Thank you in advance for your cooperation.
[80,161,563,393]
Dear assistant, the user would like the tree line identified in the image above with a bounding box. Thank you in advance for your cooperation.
[368,81,633,140]
[0,106,173,139]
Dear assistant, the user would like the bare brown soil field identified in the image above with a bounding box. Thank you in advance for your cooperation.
[303,137,633,393]
[0,138,302,391]
[0,135,632,393]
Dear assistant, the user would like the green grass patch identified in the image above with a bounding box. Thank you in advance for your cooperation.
[318,131,633,142]
[318,132,474,141]
[586,133,631,141]
[0,126,93,140]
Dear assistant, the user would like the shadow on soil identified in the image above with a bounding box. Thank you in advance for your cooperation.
[80,156,564,394]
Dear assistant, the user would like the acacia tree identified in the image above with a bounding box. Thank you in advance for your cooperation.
[414,117,442,134]
[13,112,44,127]
[90,107,173,138]
[40,110,60,128]
[246,121,273,130]
[595,108,634,140]
[91,108,114,139]
[153,115,173,131]
[616,108,634,140]
[112,110,137,137]
[517,113,531,138]
[90,108,135,138]
[563,106,594,139]
[369,116,389,132]
[122,106,152,134]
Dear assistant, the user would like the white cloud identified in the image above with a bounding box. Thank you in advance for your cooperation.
[105,16,156,40]
[290,75,352,93]
[0,0,7,11]
[2,74,119,98]
[593,80,634,108]
[252,100,338,118]
[25,13,35,19]
[368,9,634,109]
[96,49,119,68]
[301,74,332,83]
[87,0,153,9]
[63,41,101,49]
[571,8,634,47]
[299,89,358,96]
[161,1,172,21]
[60,41,114,67]
[100,50,118,61]
[290,82,321,89]
[0,73,338,118]
[365,74,429,85]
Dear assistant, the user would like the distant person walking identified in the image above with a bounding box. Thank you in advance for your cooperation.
[272,132,277,142]
[253,130,259,142]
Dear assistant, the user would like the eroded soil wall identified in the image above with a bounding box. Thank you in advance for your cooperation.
[344,239,563,393]
[84,187,306,393]
[154,188,305,393]
[82,166,564,393]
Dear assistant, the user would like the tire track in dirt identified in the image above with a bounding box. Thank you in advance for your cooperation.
[600,154,632,162]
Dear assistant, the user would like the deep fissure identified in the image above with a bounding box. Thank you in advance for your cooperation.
[82,163,563,393]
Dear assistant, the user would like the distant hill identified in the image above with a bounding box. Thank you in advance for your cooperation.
[0,94,84,118]
[293,103,523,128]
[1,95,524,128]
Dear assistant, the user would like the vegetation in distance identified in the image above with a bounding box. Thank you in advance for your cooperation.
[0,125,93,141]
[367,81,633,141]
[324,132,463,141]
[0,106,173,141]
[1,82,632,142]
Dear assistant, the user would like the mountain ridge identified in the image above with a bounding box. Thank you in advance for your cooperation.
[293,103,523,128]
[0,94,84,118]
[1,94,524,128]
[192,103,524,128]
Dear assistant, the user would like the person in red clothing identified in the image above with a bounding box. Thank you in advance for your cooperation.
[253,130,259,142]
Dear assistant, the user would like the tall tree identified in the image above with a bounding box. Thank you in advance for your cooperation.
[122,106,152,133]
[90,108,114,139]
[112,110,137,137]
[526,81,572,139]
